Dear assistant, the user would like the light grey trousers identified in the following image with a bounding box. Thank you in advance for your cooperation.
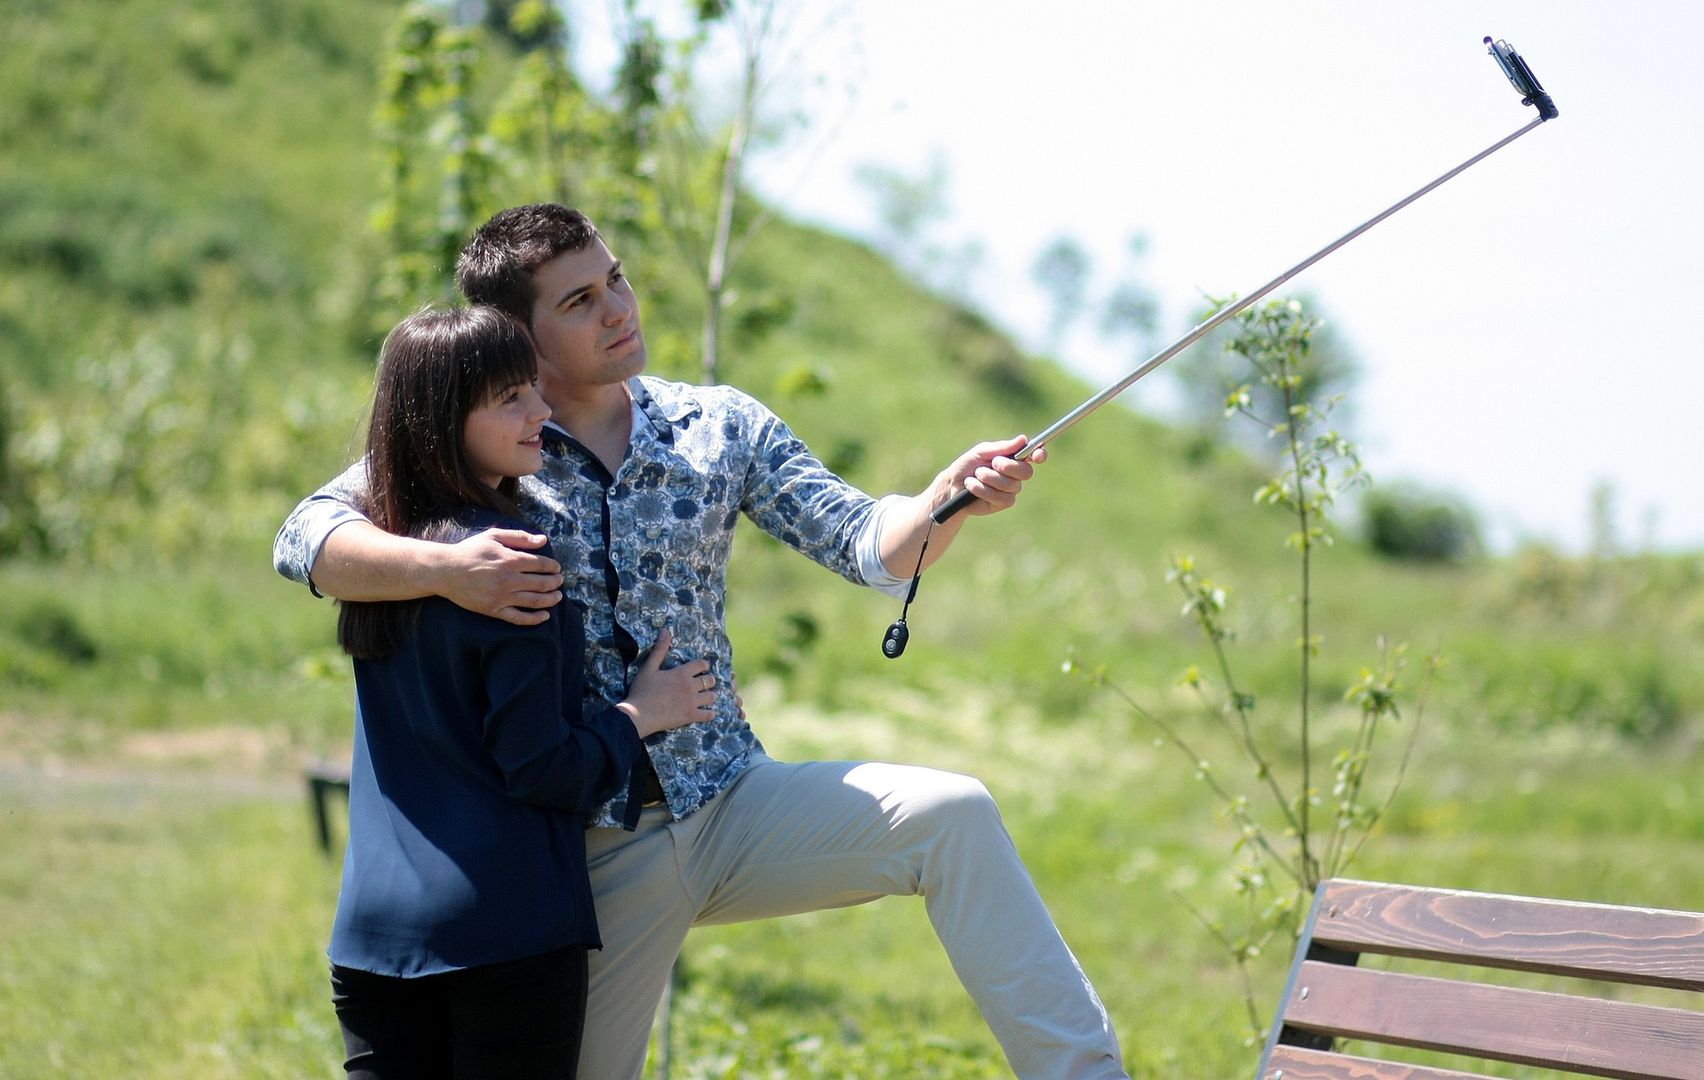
[579,755,1128,1079]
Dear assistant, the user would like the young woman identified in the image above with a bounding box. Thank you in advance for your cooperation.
[326,305,710,1079]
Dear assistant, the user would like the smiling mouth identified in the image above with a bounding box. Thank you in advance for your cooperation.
[608,328,638,352]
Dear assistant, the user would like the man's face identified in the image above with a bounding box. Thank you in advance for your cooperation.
[526,239,646,408]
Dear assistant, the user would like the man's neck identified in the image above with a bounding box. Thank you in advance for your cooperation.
[551,380,634,475]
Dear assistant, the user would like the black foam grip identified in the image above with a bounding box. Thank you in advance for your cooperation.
[931,487,977,525]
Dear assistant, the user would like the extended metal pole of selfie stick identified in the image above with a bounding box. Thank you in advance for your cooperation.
[928,37,1559,528]
[881,37,1559,659]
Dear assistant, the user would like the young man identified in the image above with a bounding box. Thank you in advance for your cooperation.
[275,204,1128,1079]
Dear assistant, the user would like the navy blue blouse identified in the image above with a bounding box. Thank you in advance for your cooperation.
[329,517,648,977]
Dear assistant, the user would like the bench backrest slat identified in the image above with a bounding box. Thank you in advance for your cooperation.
[1311,879,1704,991]
[1281,959,1704,1080]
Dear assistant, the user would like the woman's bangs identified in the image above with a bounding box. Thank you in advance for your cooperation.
[463,311,539,405]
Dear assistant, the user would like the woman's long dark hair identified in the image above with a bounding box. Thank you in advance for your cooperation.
[338,305,539,659]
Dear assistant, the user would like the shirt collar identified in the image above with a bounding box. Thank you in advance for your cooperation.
[629,377,697,446]
[538,377,698,454]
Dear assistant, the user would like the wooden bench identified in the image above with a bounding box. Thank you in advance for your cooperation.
[305,759,352,853]
[1257,878,1704,1080]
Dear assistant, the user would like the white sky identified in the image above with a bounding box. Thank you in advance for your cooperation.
[568,1,1704,553]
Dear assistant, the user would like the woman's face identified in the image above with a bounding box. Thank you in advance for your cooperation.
[463,379,551,488]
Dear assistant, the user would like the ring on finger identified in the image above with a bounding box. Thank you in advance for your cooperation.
[700,674,714,692]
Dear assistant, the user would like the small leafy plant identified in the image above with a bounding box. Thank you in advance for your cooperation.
[1069,297,1440,1044]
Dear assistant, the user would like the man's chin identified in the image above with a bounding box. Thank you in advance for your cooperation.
[617,343,648,378]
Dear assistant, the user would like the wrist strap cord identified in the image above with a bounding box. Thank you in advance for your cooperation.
[880,517,934,659]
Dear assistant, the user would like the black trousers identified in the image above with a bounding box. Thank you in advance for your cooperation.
[330,945,589,1079]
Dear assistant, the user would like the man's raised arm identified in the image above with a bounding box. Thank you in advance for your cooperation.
[875,434,1046,579]
[271,463,565,626]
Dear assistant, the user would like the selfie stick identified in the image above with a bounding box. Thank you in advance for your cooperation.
[927,36,1559,528]
[881,37,1559,659]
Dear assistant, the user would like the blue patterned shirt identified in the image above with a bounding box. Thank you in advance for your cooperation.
[275,376,909,827]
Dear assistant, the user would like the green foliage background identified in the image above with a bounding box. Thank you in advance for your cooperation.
[4,0,1698,745]
[2,1,1702,1076]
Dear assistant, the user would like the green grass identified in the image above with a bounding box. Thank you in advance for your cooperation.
[0,771,340,1079]
[4,689,1700,1079]
[0,548,352,753]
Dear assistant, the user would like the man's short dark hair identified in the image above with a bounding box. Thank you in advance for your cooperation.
[454,204,600,324]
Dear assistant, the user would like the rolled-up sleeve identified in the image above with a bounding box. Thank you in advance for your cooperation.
[271,460,372,592]
[857,494,912,599]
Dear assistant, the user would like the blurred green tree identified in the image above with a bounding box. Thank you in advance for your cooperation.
[1031,235,1091,352]
[1361,482,1482,563]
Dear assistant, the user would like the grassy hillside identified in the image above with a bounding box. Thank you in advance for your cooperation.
[1,0,1698,756]
[0,0,391,381]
